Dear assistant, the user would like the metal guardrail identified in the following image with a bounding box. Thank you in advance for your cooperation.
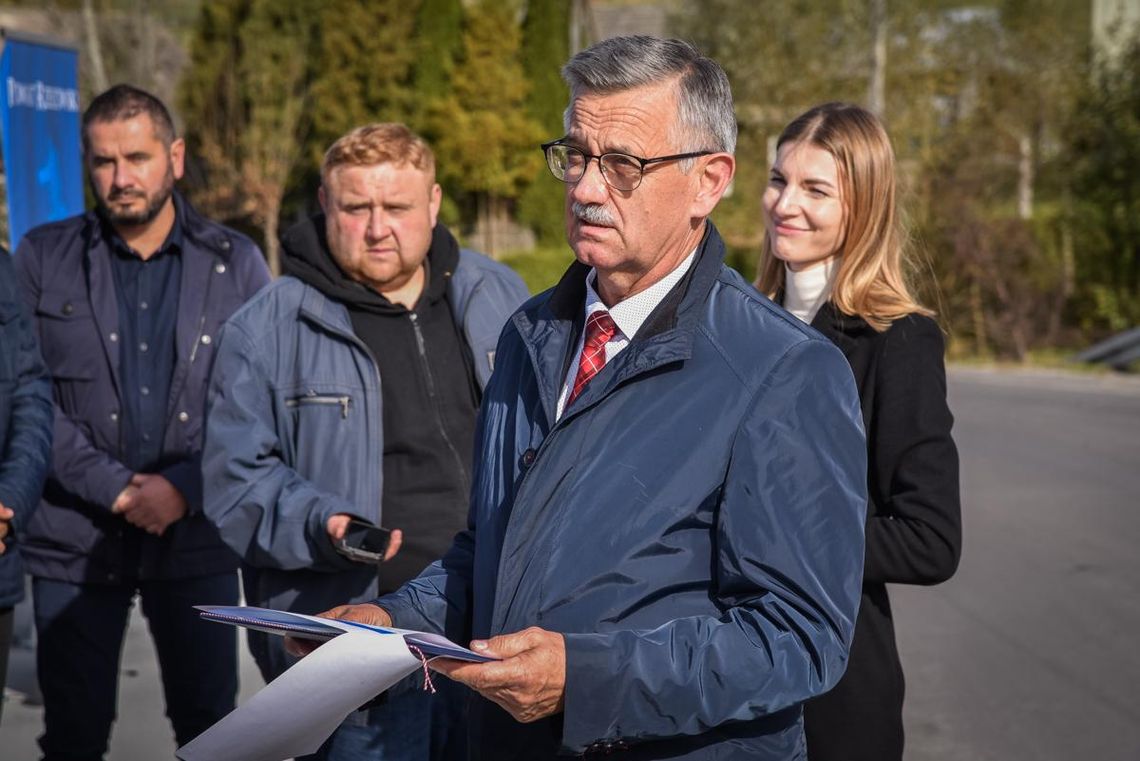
[1071,326,1140,370]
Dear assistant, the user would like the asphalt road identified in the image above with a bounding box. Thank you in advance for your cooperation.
[898,367,1140,761]
[2,366,1138,760]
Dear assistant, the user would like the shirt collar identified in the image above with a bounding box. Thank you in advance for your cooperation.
[582,248,698,340]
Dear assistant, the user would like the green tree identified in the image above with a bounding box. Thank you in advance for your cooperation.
[305,0,421,169]
[428,0,544,255]
[517,0,571,246]
[411,0,465,105]
[179,0,316,275]
[1066,31,1140,333]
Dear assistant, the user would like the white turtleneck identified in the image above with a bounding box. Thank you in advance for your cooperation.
[783,258,839,324]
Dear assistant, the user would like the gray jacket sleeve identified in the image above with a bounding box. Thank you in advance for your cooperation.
[203,319,359,571]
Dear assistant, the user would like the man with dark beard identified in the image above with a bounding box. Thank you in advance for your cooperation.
[13,84,270,761]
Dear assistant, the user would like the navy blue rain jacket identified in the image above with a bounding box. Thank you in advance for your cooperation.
[0,252,53,608]
[378,224,868,760]
[202,249,529,615]
[13,195,270,583]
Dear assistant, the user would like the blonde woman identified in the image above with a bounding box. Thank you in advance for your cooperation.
[756,102,961,761]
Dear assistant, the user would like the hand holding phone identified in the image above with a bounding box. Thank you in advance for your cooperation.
[328,516,400,564]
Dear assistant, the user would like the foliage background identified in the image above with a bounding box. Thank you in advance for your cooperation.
[1,0,1137,360]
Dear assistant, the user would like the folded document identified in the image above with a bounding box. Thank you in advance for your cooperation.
[176,605,493,761]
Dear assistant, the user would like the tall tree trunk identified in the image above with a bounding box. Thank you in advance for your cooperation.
[970,278,988,357]
[1017,133,1033,220]
[1045,188,1075,345]
[262,196,281,278]
[82,0,109,93]
[868,0,887,117]
[570,0,586,55]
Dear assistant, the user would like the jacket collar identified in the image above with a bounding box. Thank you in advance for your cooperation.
[81,191,233,410]
[84,191,236,260]
[514,222,727,425]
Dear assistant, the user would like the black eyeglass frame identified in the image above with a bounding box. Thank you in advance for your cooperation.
[540,140,714,191]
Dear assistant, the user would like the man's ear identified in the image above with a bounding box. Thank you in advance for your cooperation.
[428,183,442,228]
[169,138,186,181]
[318,185,328,215]
[689,153,735,219]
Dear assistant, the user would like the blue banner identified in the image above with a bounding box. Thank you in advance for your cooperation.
[0,36,83,252]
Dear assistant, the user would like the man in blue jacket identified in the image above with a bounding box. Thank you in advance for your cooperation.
[0,249,53,726]
[13,84,270,760]
[302,37,868,760]
[202,123,528,760]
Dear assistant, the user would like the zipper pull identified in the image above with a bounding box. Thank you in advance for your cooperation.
[340,396,350,419]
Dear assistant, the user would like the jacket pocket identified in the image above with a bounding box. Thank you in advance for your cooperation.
[284,392,352,419]
[36,293,100,381]
[277,387,360,473]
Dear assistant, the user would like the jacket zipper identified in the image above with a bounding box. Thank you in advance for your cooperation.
[188,265,216,365]
[409,311,471,494]
[285,394,351,419]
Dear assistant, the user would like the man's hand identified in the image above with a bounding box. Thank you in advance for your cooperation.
[112,474,187,535]
[0,502,12,554]
[284,603,393,658]
[431,627,566,724]
[326,513,403,561]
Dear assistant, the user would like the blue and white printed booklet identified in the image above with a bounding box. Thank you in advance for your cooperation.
[178,606,494,761]
[195,604,496,662]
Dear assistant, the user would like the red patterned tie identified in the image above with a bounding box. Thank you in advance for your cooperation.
[567,311,618,406]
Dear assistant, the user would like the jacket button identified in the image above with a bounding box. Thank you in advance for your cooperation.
[520,448,537,468]
[215,262,227,274]
[178,411,189,423]
[110,411,119,422]
[220,239,232,251]
[62,302,74,315]
[200,334,212,345]
[109,331,119,342]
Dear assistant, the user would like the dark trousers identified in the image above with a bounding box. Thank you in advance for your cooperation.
[32,573,239,761]
[0,605,13,726]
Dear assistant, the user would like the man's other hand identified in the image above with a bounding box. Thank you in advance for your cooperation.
[0,502,12,554]
[112,474,187,535]
[326,513,402,561]
[431,627,566,723]
[284,603,393,658]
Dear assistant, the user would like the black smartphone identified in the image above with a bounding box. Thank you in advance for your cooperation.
[334,520,393,564]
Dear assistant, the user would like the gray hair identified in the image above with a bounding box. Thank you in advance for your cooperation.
[561,35,737,156]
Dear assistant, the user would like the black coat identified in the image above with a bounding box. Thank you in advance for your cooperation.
[803,302,962,761]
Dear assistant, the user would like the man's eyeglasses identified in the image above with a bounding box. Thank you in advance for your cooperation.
[541,141,713,192]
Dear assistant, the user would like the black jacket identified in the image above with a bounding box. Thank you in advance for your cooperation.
[804,302,962,761]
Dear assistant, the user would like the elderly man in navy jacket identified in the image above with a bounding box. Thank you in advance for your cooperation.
[0,249,53,726]
[14,84,270,760]
[299,37,868,761]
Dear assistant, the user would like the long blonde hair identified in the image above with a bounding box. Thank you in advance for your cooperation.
[755,102,930,330]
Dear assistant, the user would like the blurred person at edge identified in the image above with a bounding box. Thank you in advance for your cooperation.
[0,247,53,726]
[13,84,270,761]
[755,101,962,761]
[288,36,868,761]
[203,122,528,761]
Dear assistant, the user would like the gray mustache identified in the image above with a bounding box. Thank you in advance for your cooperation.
[572,202,616,227]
